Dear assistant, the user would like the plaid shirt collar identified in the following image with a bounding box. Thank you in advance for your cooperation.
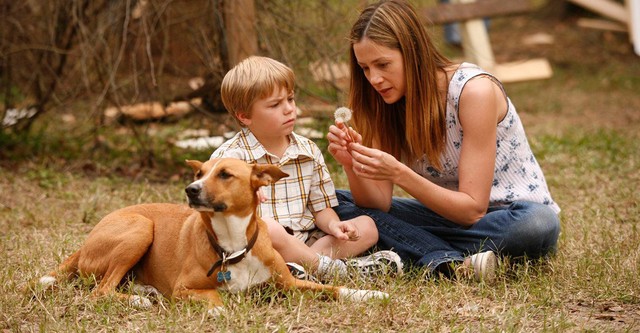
[238,127,315,163]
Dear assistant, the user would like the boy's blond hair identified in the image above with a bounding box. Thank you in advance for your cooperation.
[221,56,295,126]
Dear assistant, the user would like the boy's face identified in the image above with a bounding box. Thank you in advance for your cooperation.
[239,86,297,140]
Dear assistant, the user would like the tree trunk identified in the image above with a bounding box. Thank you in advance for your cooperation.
[223,0,258,67]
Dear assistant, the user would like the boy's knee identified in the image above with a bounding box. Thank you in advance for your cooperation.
[355,216,379,245]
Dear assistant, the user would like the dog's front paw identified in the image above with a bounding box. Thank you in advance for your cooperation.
[129,295,153,309]
[38,275,57,289]
[132,284,161,297]
[208,306,226,317]
[338,288,389,302]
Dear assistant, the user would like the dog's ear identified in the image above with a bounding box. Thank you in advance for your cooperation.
[251,164,289,189]
[185,160,203,174]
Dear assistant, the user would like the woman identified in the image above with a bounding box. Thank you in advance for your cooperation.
[327,0,560,281]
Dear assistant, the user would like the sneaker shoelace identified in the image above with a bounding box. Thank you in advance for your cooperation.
[346,255,399,277]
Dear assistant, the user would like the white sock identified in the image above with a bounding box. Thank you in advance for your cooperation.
[316,255,347,279]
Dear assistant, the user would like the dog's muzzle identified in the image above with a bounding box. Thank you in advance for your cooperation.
[185,183,206,208]
[185,183,227,212]
[185,183,202,201]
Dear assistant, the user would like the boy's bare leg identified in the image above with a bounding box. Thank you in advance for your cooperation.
[263,217,320,268]
[310,216,378,259]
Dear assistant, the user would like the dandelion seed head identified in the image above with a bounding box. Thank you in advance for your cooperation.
[334,107,352,123]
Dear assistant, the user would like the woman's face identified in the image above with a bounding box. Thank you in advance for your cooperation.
[353,38,406,104]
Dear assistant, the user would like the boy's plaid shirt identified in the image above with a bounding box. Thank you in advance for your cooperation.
[210,128,338,241]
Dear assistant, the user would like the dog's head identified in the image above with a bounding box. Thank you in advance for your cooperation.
[184,158,288,216]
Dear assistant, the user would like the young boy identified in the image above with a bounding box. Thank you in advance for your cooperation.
[210,56,402,280]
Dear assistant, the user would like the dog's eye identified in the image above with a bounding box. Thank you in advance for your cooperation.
[218,170,232,180]
[195,171,203,179]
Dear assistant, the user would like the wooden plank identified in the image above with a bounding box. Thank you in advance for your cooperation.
[493,58,553,83]
[422,0,532,25]
[421,0,554,82]
[577,18,628,32]
[459,19,495,69]
[566,0,628,24]
[455,0,496,70]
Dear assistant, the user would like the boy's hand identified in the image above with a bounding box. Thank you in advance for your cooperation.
[328,220,360,241]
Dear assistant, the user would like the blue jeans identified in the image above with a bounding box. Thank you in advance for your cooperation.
[334,190,560,272]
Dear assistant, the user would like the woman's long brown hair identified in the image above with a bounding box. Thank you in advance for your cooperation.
[348,0,451,169]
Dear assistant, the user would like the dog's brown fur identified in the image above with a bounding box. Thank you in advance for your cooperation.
[37,158,387,314]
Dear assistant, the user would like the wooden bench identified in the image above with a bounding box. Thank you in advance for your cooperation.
[567,0,639,56]
[422,0,553,83]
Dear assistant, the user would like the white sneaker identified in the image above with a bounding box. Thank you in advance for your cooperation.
[469,250,498,282]
[286,262,319,283]
[345,250,404,278]
[316,255,349,280]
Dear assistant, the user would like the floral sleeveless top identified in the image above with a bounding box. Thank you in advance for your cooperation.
[411,63,560,213]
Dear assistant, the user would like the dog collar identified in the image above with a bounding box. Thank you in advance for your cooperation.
[206,226,259,281]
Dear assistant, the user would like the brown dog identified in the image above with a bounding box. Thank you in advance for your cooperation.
[37,158,387,315]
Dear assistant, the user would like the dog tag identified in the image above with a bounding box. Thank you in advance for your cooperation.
[217,270,231,282]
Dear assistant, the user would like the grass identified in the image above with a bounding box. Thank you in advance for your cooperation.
[2,11,640,333]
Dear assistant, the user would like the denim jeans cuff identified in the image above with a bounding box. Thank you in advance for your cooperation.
[418,251,465,272]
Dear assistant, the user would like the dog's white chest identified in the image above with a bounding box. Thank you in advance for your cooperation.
[218,253,271,292]
[209,215,272,291]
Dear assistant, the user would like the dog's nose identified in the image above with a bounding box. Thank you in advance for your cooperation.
[185,183,201,197]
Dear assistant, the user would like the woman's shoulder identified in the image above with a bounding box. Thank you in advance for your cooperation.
[461,74,500,96]
[446,63,486,99]
[449,63,503,96]
[450,62,489,82]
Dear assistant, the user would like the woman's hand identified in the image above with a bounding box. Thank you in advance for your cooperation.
[328,121,405,182]
[327,122,395,210]
[349,143,405,182]
[327,121,361,168]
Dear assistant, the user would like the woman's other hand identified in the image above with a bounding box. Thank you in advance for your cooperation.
[349,143,404,182]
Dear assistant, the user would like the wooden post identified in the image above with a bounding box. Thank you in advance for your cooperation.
[453,0,496,70]
[629,0,640,55]
[223,0,258,67]
[568,0,638,56]
[433,0,552,82]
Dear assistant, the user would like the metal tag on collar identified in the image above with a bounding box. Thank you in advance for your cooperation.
[217,270,231,282]
[217,256,231,283]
